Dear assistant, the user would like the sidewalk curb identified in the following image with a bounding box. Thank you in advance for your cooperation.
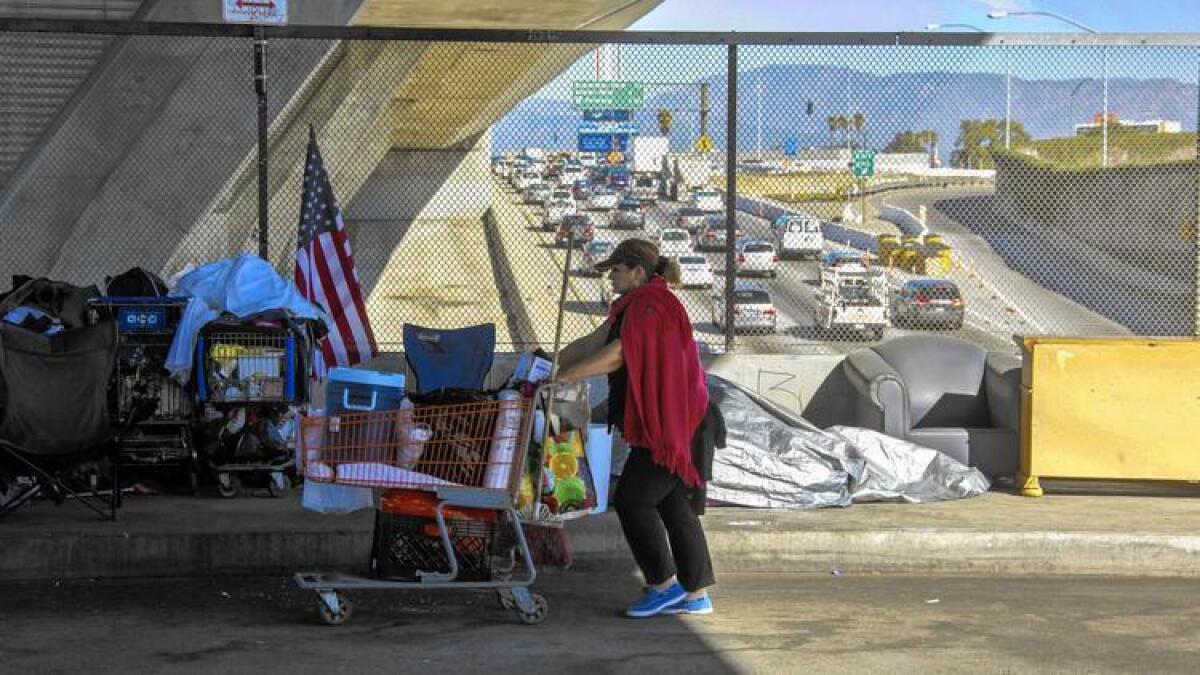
[5,511,1199,581]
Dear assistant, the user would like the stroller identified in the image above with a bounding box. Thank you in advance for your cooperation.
[0,278,121,520]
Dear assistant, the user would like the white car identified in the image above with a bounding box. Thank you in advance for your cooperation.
[736,239,780,277]
[658,228,694,258]
[524,182,552,205]
[543,200,576,230]
[773,215,824,260]
[691,189,723,213]
[675,255,714,289]
[512,171,538,191]
[586,189,619,211]
[551,189,576,209]
[712,283,778,333]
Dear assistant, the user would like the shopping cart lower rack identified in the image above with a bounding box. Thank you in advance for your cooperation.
[294,388,549,625]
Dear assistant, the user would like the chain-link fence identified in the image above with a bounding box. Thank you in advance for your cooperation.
[0,21,1196,355]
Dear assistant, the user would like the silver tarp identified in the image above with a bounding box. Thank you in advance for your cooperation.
[706,376,990,509]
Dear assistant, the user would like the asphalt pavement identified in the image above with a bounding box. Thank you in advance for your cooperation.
[4,569,1198,674]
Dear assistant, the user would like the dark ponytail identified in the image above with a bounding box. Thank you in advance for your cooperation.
[657,255,682,285]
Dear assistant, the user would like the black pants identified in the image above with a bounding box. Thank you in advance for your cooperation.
[613,447,716,592]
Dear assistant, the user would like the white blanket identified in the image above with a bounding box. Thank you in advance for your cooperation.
[165,255,327,382]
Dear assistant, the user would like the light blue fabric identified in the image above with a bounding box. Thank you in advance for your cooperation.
[165,255,328,382]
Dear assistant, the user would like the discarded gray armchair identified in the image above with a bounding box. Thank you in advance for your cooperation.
[843,335,1021,478]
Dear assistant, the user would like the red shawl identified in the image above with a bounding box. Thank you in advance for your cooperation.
[608,277,708,487]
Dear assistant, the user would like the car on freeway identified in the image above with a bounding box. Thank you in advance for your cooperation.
[556,214,595,248]
[512,170,538,191]
[691,189,723,213]
[658,228,694,257]
[819,249,870,284]
[674,207,708,233]
[578,240,615,275]
[675,254,714,289]
[891,279,964,330]
[523,182,552,205]
[711,282,777,333]
[571,180,593,202]
[822,250,868,267]
[543,199,576,230]
[551,188,576,208]
[607,169,632,190]
[735,239,780,277]
[611,197,646,229]
[772,214,824,260]
[586,188,619,211]
[695,215,741,251]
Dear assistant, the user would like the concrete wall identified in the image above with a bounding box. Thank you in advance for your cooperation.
[0,0,370,285]
[993,154,1198,334]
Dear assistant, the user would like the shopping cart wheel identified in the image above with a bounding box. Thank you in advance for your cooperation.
[267,472,290,498]
[216,473,240,499]
[315,591,353,625]
[515,593,548,625]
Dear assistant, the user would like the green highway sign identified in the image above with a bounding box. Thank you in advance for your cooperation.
[852,149,875,178]
[572,80,644,110]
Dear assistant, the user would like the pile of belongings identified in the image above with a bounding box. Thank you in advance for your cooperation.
[704,375,990,508]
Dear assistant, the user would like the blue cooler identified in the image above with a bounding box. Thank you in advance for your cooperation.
[326,367,408,415]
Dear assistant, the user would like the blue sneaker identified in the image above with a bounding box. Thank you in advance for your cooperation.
[625,582,686,618]
[663,595,714,615]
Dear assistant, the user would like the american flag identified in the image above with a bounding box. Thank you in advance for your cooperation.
[295,126,377,375]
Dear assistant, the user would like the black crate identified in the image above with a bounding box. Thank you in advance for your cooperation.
[371,512,496,582]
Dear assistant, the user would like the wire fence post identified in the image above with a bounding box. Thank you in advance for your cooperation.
[724,43,738,353]
[254,26,269,260]
[1194,56,1200,337]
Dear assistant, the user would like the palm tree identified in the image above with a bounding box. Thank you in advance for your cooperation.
[852,112,866,148]
[835,115,849,148]
[657,108,674,138]
[826,116,837,146]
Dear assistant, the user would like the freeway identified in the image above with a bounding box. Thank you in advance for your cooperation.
[877,186,1133,338]
[494,178,1017,354]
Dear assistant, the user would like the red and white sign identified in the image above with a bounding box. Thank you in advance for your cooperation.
[222,0,288,25]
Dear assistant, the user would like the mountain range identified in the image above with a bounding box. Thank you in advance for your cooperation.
[492,64,1198,156]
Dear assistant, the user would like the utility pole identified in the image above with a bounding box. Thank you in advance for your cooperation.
[700,81,710,143]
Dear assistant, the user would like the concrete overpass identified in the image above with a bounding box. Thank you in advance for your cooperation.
[0,0,661,346]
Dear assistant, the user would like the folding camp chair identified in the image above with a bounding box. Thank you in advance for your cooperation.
[0,278,120,521]
[402,323,496,395]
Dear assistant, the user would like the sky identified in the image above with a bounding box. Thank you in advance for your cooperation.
[628,0,1200,33]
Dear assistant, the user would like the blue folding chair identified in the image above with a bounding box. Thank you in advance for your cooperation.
[402,323,495,394]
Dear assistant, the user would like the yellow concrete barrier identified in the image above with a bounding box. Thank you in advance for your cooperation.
[1017,336,1200,496]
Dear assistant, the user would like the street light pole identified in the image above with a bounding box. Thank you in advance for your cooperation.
[988,10,1106,165]
[1005,52,1011,150]
[756,77,763,161]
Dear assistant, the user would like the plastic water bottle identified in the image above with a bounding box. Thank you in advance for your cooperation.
[395,395,431,469]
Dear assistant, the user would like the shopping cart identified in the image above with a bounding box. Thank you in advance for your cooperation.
[294,387,549,625]
[195,320,310,498]
[89,296,197,491]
